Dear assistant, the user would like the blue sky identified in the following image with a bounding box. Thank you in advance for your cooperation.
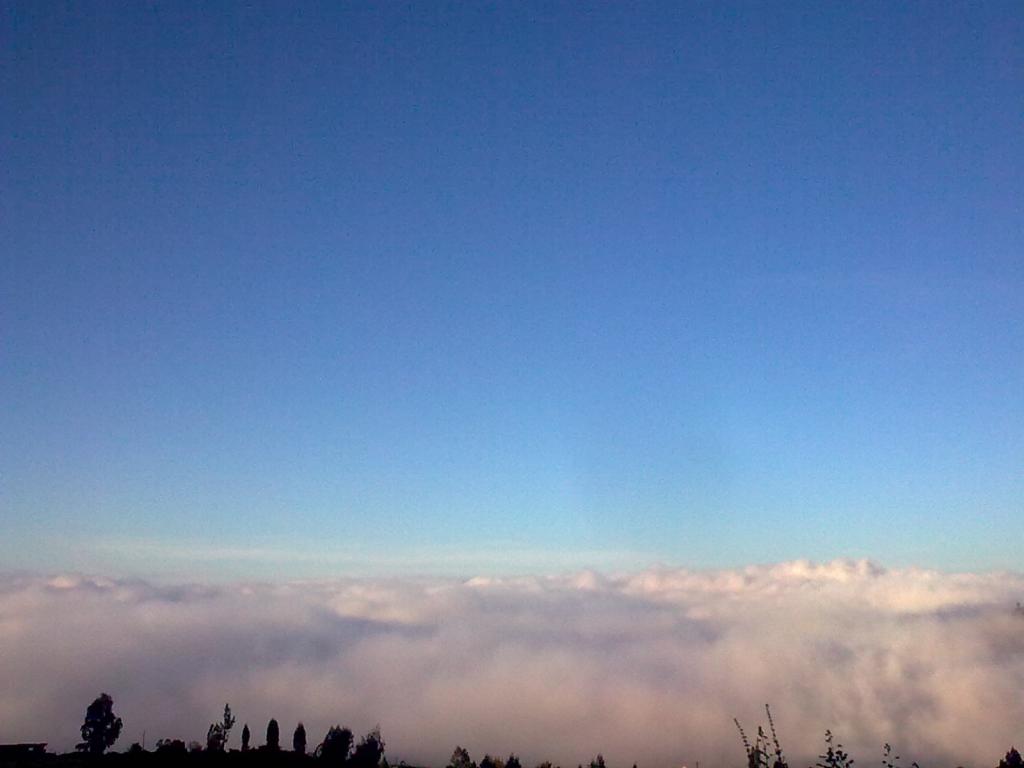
[2,1,1021,579]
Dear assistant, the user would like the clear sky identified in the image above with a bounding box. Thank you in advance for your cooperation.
[2,1,1021,580]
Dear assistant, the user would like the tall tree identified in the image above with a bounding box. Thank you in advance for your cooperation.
[206,704,236,752]
[222,705,237,748]
[294,723,307,755]
[241,724,251,752]
[267,719,280,751]
[77,693,123,755]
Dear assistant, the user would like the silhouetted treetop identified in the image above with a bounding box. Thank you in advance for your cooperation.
[817,729,854,768]
[351,726,385,768]
[318,725,354,763]
[449,746,476,768]
[294,723,307,755]
[77,693,123,755]
[998,749,1023,768]
[207,705,236,754]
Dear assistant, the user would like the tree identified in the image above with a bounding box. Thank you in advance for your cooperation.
[77,693,123,754]
[208,724,226,752]
[267,719,281,751]
[998,749,1023,768]
[207,704,236,752]
[223,705,237,748]
[351,727,385,768]
[318,725,354,763]
[295,723,308,755]
[480,756,505,768]
[589,756,606,768]
[449,747,474,768]
[449,746,476,768]
[242,724,251,752]
[507,755,522,768]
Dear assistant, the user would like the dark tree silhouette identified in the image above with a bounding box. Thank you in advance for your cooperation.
[155,739,186,755]
[350,727,385,768]
[267,719,281,751]
[589,755,606,768]
[77,693,123,754]
[480,755,504,768]
[449,746,476,768]
[998,749,1023,768]
[242,724,251,752]
[318,725,354,763]
[507,754,522,768]
[207,724,225,752]
[223,704,237,747]
[208,705,236,752]
[294,723,307,755]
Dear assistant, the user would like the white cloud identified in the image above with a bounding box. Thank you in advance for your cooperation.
[1,561,1022,768]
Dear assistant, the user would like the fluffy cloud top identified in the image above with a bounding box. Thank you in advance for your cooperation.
[2,561,1023,768]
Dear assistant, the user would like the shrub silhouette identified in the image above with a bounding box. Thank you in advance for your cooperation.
[735,705,787,768]
[155,739,186,755]
[351,727,385,768]
[318,725,354,763]
[77,693,123,754]
[881,742,918,768]
[242,724,251,752]
[294,723,307,755]
[816,730,854,768]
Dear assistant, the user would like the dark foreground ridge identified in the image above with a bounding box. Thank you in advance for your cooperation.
[4,696,1024,768]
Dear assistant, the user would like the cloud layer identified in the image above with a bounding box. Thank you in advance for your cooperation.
[2,561,1023,768]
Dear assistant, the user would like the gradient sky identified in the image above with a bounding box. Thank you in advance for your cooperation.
[2,1,1022,579]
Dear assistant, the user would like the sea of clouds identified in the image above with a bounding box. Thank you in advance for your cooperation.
[2,560,1023,768]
